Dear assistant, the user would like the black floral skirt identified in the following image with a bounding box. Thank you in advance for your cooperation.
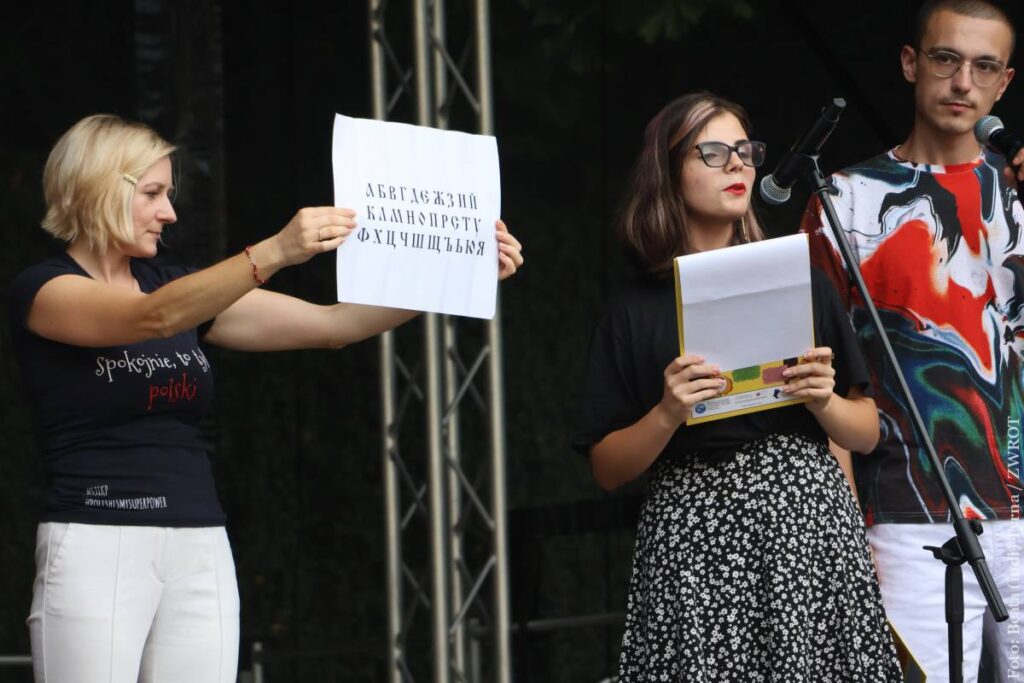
[618,432,902,682]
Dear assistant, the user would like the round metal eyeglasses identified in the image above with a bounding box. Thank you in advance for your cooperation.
[919,49,1007,87]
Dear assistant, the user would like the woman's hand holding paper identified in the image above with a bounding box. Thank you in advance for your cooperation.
[780,347,836,413]
[657,354,728,426]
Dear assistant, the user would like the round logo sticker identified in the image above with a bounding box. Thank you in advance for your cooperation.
[694,403,707,415]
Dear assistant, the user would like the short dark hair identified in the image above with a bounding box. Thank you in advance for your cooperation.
[911,0,1016,57]
[617,91,765,277]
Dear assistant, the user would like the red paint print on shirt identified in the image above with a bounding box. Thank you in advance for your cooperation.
[935,165,987,255]
[857,220,994,373]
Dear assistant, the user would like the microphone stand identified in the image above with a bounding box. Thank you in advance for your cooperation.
[792,150,1008,683]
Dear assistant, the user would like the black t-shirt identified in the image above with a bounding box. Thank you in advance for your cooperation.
[572,268,871,461]
[9,252,224,526]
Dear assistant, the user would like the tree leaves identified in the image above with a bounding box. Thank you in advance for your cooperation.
[512,0,756,77]
[519,0,756,50]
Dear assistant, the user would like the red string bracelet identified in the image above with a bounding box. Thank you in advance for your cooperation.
[243,245,267,285]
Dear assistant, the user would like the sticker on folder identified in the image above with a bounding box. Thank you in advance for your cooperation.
[674,234,814,425]
[690,358,803,423]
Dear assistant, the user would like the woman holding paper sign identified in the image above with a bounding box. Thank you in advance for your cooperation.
[8,114,522,683]
[573,93,899,680]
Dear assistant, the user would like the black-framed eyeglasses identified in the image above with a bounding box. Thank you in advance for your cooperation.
[918,48,1007,87]
[693,140,766,168]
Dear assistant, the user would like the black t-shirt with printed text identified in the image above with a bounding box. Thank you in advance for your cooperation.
[9,252,223,526]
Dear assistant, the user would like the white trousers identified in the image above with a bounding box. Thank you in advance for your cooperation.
[868,520,1024,683]
[28,523,240,683]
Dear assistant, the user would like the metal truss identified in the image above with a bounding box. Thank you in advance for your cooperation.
[369,0,511,681]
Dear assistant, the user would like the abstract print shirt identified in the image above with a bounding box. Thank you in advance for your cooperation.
[802,149,1024,524]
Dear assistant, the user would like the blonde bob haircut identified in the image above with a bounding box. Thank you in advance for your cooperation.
[41,114,176,254]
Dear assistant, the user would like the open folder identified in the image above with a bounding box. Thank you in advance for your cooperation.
[674,233,814,425]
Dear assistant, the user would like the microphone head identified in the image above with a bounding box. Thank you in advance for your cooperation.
[758,175,791,205]
[974,115,1005,146]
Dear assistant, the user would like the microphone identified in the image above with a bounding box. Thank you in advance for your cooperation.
[974,115,1024,165]
[759,98,847,205]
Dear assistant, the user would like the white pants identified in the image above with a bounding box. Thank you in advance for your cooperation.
[28,523,240,683]
[868,521,1024,683]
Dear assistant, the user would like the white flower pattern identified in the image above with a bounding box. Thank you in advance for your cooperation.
[618,433,902,682]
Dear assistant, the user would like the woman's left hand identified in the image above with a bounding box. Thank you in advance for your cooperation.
[781,347,836,413]
[496,219,524,281]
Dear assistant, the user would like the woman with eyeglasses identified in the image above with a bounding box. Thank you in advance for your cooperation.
[572,92,901,680]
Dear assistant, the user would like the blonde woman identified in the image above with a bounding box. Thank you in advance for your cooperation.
[10,114,523,683]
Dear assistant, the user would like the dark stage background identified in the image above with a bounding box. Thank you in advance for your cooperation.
[3,1,1023,680]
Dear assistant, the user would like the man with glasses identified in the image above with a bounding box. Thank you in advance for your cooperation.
[801,1,1022,680]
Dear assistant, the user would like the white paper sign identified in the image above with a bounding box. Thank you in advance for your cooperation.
[332,115,500,319]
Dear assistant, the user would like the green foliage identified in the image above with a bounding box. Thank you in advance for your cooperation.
[518,0,757,68]
[623,0,755,43]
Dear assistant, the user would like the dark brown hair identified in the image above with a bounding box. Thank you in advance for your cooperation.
[618,91,765,277]
[911,0,1015,56]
